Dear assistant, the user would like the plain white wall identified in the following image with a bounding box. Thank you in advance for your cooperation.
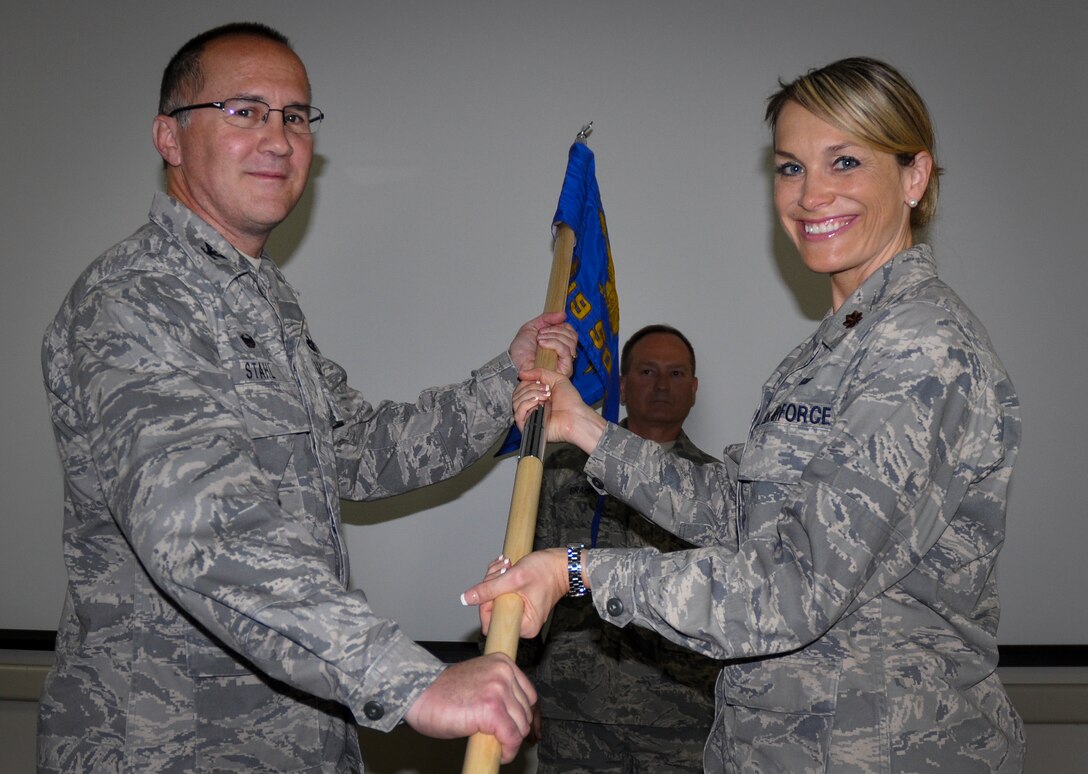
[1,0,1085,645]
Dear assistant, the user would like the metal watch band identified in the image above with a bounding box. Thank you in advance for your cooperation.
[566,543,588,597]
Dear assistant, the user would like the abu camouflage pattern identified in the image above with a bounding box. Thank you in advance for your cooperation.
[581,246,1024,773]
[40,193,520,772]
[537,717,711,773]
[530,431,721,769]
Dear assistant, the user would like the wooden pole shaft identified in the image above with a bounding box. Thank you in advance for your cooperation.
[461,224,575,774]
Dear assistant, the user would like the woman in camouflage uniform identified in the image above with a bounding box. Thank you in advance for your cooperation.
[466,57,1024,773]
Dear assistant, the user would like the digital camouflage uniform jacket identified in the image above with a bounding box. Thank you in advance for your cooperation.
[531,430,722,735]
[40,193,520,773]
[581,245,1024,773]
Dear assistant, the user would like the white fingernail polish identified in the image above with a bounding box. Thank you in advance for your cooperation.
[460,593,468,606]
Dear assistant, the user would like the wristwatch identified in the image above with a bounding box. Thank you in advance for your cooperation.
[566,543,588,597]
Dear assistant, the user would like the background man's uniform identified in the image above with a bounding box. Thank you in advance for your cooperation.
[40,194,524,772]
[530,425,721,773]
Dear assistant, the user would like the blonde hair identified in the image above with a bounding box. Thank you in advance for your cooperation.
[765,57,942,229]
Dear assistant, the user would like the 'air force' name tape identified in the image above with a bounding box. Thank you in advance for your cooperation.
[761,401,834,427]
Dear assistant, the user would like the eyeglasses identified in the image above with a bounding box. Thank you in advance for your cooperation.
[167,98,324,135]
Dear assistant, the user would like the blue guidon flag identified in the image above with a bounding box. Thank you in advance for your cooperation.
[499,135,620,455]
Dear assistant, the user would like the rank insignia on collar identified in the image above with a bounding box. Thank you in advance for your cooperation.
[844,310,863,328]
[202,242,227,261]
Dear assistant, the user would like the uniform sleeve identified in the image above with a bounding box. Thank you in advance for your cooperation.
[69,272,444,730]
[310,339,518,500]
[584,425,741,551]
[584,302,1004,661]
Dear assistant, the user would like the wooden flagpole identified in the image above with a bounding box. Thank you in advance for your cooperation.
[461,222,576,774]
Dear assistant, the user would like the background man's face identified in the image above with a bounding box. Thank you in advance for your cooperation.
[620,332,698,433]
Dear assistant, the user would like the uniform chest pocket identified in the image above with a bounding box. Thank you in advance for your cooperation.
[738,420,830,542]
[233,378,313,517]
[740,420,830,486]
[233,378,311,439]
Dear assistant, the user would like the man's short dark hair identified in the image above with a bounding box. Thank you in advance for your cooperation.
[159,22,292,118]
[620,324,696,376]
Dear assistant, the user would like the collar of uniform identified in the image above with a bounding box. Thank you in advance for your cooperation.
[148,192,259,289]
[671,428,697,457]
[616,417,678,451]
[815,243,937,348]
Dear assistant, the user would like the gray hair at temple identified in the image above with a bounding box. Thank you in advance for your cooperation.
[159,22,299,123]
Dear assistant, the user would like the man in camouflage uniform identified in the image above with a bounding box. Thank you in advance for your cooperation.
[530,325,721,773]
[38,22,573,772]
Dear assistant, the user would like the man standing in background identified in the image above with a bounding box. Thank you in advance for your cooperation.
[528,324,721,772]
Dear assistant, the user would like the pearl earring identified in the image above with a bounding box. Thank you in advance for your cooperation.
[908,199,918,208]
